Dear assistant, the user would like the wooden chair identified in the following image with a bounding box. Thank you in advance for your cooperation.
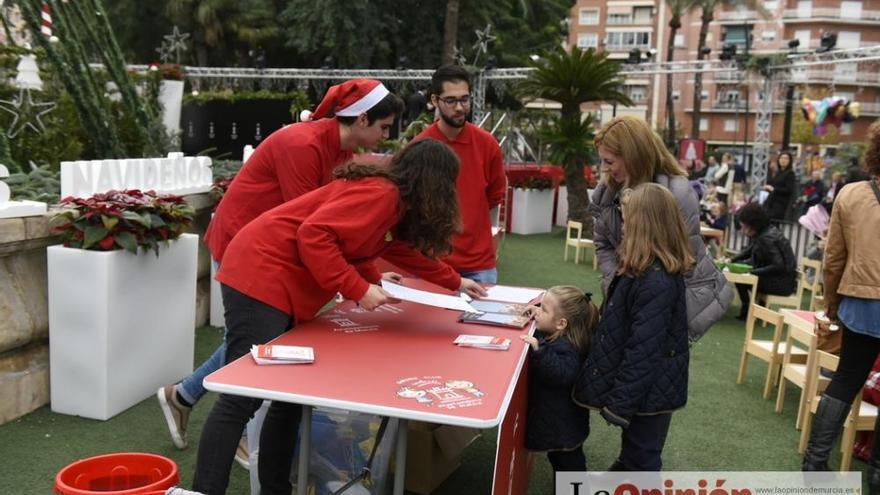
[564,220,597,270]
[798,350,879,471]
[759,269,807,311]
[775,311,828,430]
[737,304,808,399]
[801,257,824,312]
[724,271,758,322]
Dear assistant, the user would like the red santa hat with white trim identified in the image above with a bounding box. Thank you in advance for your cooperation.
[300,79,389,122]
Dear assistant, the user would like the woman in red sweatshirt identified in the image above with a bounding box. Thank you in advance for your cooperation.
[192,138,486,495]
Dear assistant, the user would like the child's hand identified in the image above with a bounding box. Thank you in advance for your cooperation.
[520,335,539,351]
[523,304,538,319]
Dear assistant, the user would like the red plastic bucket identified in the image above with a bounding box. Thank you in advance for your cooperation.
[54,453,178,495]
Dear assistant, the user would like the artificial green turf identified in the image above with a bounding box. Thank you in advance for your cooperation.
[0,229,869,494]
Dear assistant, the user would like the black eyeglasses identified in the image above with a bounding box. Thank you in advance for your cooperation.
[437,95,471,107]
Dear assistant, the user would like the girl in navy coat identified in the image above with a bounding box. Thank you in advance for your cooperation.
[573,183,693,471]
[520,286,599,473]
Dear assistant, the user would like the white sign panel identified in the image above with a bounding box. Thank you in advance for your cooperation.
[60,152,213,199]
[0,164,48,219]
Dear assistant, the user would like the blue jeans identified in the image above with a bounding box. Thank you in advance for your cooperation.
[178,259,226,405]
[459,267,498,284]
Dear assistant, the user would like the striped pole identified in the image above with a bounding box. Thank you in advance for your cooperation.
[40,2,52,38]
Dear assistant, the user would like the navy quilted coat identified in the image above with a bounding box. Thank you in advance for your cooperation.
[525,334,590,451]
[573,264,689,426]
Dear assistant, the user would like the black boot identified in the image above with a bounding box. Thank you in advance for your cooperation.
[802,395,851,471]
[608,458,627,471]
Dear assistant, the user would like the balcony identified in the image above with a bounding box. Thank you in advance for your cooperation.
[605,43,652,51]
[789,69,880,85]
[783,8,880,22]
[717,10,759,22]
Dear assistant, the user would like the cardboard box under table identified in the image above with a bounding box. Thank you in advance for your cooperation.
[406,421,480,494]
[204,278,534,495]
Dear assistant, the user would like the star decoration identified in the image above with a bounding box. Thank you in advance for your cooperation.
[156,42,173,64]
[452,45,467,66]
[471,24,496,66]
[0,89,57,138]
[163,26,190,64]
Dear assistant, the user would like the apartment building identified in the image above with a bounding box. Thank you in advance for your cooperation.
[568,0,880,160]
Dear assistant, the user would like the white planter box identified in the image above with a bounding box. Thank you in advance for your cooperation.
[510,188,553,235]
[159,80,185,138]
[48,234,198,420]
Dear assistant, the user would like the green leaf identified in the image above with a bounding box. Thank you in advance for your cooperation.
[83,226,109,249]
[122,211,151,227]
[114,231,138,254]
[101,215,119,230]
[150,214,166,227]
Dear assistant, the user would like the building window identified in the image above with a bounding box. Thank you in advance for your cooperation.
[838,31,861,49]
[701,90,709,101]
[674,33,685,47]
[579,8,599,25]
[841,1,863,18]
[724,119,738,132]
[633,6,653,23]
[606,31,651,49]
[723,25,751,46]
[761,30,776,42]
[577,33,599,49]
[607,14,631,24]
[626,85,647,103]
[700,118,708,131]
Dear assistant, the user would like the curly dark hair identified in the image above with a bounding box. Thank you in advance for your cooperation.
[737,202,770,234]
[334,139,461,257]
[863,120,880,177]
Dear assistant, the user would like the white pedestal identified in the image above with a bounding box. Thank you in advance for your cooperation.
[210,259,225,328]
[0,200,47,219]
[159,80,185,137]
[510,188,553,235]
[48,234,198,420]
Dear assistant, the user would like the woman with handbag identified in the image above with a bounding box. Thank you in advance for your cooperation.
[802,122,880,493]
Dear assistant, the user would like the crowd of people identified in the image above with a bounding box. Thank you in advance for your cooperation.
[149,68,880,494]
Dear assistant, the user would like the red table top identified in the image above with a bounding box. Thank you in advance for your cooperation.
[204,279,534,428]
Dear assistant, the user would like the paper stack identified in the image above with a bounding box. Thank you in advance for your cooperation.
[454,334,511,351]
[250,344,315,365]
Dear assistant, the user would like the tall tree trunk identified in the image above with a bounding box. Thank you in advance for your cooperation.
[442,0,460,65]
[561,105,592,234]
[665,19,679,148]
[691,9,711,138]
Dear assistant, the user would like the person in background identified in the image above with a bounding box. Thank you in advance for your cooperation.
[414,65,506,284]
[824,171,843,211]
[763,151,797,221]
[715,153,736,204]
[156,79,404,467]
[520,286,598,475]
[704,155,721,185]
[192,139,486,494]
[799,169,826,213]
[801,122,880,490]
[730,203,798,320]
[575,183,692,471]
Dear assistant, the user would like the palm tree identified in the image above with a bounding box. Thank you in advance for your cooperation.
[517,47,631,230]
[691,0,767,139]
[442,0,460,65]
[665,0,700,148]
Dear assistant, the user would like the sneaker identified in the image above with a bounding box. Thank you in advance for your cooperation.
[157,385,190,449]
[234,436,250,470]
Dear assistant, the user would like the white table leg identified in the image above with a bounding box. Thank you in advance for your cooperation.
[296,405,312,495]
[393,419,408,495]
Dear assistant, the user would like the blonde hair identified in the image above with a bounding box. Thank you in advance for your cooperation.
[595,116,685,190]
[544,285,599,356]
[618,183,695,277]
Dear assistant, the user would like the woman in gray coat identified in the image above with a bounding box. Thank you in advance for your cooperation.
[589,116,733,342]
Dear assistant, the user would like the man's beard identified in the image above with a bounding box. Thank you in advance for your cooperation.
[440,111,467,128]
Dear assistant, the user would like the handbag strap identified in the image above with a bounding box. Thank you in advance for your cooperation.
[870,179,880,206]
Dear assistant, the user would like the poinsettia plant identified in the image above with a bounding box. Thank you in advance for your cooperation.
[511,174,554,191]
[51,189,195,255]
[210,176,235,208]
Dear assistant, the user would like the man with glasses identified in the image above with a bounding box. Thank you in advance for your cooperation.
[415,65,506,284]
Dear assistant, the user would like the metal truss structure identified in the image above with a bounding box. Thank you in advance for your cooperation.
[114,45,880,187]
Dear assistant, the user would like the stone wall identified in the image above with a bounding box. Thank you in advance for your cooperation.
[0,192,215,425]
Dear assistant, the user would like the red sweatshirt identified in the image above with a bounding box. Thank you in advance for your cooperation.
[204,118,353,262]
[416,122,506,271]
[216,177,462,321]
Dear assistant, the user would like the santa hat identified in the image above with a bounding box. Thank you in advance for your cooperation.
[300,79,389,122]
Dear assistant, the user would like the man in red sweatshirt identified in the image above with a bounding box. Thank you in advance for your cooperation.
[157,79,404,460]
[415,65,506,283]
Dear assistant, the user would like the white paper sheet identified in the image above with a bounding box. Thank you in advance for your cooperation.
[381,280,478,312]
[484,285,545,304]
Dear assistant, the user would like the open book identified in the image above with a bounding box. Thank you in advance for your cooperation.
[457,299,531,329]
[250,344,315,365]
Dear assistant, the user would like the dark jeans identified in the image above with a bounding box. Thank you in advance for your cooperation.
[735,283,752,316]
[193,284,301,495]
[617,413,672,471]
[547,445,586,473]
[825,326,880,404]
